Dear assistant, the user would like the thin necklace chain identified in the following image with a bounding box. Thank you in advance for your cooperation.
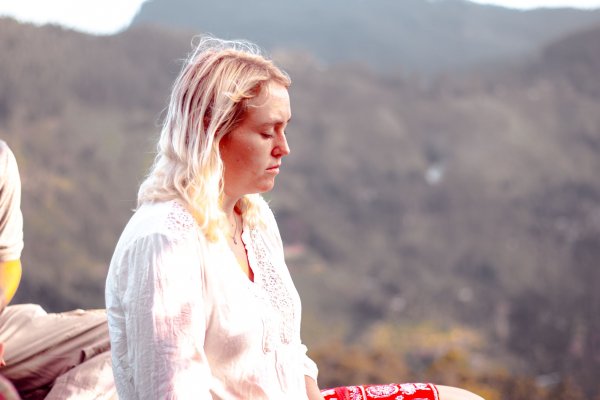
[231,214,239,245]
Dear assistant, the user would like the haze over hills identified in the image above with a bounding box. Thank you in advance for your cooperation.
[1,8,600,397]
[131,0,600,74]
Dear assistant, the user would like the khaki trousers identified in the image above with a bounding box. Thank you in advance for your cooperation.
[0,304,116,400]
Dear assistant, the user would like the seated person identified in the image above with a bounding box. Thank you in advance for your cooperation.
[0,140,115,400]
[105,37,484,400]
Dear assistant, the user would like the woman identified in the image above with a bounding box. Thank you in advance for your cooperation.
[105,37,483,400]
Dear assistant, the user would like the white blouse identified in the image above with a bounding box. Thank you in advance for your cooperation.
[105,198,318,399]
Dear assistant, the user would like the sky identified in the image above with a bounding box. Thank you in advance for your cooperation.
[1,0,600,35]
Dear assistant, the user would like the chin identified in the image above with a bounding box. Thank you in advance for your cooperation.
[256,182,276,193]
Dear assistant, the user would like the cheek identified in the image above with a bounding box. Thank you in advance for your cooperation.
[224,150,253,176]
[221,136,266,172]
[221,140,244,167]
[238,144,264,166]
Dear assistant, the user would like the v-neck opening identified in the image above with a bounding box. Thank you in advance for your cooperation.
[239,227,255,283]
[222,222,256,286]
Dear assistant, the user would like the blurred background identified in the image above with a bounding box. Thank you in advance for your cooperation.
[1,0,600,398]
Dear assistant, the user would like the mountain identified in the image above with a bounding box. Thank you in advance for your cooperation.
[0,17,192,309]
[538,23,600,98]
[1,16,599,396]
[131,0,600,74]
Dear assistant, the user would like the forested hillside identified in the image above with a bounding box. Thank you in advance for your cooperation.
[131,0,600,73]
[1,15,599,399]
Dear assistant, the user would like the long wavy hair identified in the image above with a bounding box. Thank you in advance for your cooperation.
[138,36,291,241]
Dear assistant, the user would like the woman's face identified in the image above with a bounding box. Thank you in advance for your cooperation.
[219,81,291,200]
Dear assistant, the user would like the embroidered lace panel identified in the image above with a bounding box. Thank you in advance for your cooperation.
[249,228,296,346]
[165,201,198,242]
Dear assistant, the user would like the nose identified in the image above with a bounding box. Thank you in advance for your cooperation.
[273,133,291,158]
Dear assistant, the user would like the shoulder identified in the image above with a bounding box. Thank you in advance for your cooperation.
[115,200,204,255]
[108,200,207,285]
[252,195,278,227]
[0,140,18,178]
[139,200,199,239]
[159,200,202,242]
[248,195,284,248]
[0,140,11,158]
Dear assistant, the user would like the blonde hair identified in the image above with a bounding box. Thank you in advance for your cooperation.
[138,36,291,241]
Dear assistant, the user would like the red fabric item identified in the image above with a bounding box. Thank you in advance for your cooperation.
[321,383,439,400]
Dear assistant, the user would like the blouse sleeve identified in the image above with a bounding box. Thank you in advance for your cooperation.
[301,344,319,381]
[122,232,213,399]
[0,141,23,262]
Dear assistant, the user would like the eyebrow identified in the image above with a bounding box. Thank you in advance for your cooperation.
[257,118,291,128]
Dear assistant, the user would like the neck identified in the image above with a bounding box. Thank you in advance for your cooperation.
[221,193,241,220]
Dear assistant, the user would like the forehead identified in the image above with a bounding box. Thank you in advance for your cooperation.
[244,82,291,125]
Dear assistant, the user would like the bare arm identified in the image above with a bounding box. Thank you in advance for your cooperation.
[437,385,485,400]
[305,375,325,400]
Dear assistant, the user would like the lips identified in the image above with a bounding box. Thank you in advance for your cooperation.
[267,164,281,170]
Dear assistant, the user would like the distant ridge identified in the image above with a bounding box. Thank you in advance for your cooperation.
[539,24,600,97]
[131,0,600,74]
